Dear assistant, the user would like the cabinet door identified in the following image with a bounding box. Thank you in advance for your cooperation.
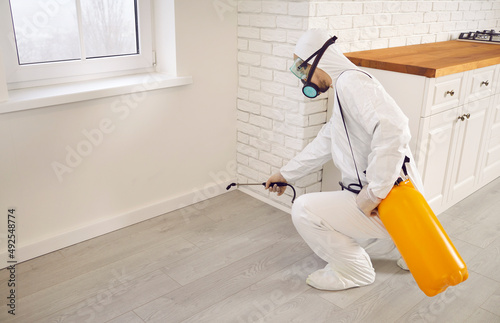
[416,108,459,214]
[481,93,500,183]
[448,96,491,204]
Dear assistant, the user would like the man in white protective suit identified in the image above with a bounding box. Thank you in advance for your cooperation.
[265,29,425,291]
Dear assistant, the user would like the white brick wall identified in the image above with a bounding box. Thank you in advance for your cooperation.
[237,0,500,205]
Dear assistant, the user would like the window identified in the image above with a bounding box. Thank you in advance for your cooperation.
[1,0,153,88]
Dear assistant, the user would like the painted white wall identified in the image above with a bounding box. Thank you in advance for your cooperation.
[0,51,7,103]
[0,0,237,266]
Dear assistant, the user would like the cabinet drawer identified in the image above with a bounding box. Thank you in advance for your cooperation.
[424,73,465,117]
[466,66,495,102]
[433,79,461,106]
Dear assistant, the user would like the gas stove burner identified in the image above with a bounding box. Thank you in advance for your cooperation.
[458,30,500,43]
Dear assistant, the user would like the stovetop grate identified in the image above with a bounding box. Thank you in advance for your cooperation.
[458,30,500,43]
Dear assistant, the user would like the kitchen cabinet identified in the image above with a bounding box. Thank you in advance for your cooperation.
[321,41,500,215]
[353,67,495,214]
[417,66,494,212]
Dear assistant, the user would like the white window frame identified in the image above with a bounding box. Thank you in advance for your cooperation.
[1,0,154,90]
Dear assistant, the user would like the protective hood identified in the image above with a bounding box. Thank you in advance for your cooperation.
[294,29,360,86]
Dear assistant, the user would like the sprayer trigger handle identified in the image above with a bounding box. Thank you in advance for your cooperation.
[262,182,288,187]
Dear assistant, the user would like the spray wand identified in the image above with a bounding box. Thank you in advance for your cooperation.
[225,182,296,204]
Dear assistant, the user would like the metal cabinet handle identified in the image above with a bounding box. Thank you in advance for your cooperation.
[445,90,455,97]
[457,113,471,121]
[481,80,490,87]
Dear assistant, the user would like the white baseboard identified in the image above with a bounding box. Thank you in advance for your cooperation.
[238,187,292,214]
[1,181,232,269]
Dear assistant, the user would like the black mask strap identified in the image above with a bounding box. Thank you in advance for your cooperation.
[300,36,337,85]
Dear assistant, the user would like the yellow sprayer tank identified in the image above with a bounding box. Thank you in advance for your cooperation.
[378,179,468,297]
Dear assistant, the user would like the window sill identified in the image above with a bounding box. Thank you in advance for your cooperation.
[0,73,193,114]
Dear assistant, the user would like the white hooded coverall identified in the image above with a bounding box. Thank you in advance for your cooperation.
[280,29,424,290]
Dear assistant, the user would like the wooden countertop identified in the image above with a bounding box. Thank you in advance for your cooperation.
[345,40,500,78]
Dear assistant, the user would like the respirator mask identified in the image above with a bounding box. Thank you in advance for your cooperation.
[290,35,337,98]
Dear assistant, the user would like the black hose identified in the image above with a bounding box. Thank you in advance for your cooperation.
[225,182,296,204]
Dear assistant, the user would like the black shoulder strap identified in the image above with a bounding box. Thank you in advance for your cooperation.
[336,93,363,190]
[335,69,372,191]
[336,70,411,190]
[402,156,410,176]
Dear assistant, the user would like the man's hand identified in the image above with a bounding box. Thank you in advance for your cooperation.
[356,186,381,217]
[265,172,288,196]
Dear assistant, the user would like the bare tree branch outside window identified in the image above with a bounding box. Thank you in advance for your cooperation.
[81,0,138,58]
[9,0,138,65]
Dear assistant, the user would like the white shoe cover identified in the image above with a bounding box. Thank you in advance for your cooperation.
[397,257,409,271]
[306,265,362,291]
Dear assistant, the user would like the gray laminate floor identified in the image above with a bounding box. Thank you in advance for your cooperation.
[1,178,500,322]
